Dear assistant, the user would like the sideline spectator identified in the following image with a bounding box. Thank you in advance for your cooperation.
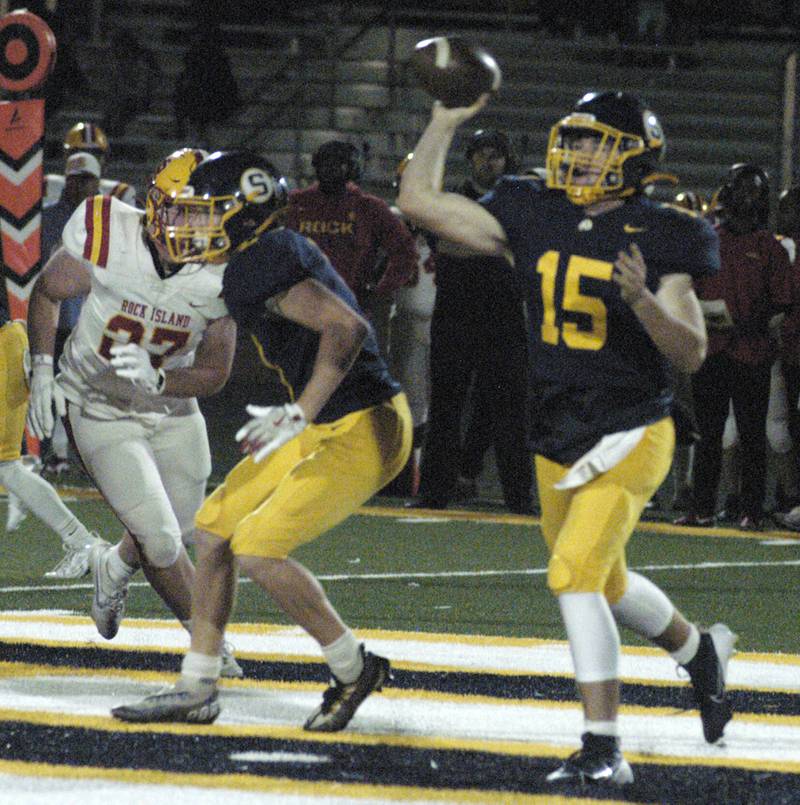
[174,21,240,147]
[407,129,533,514]
[384,153,437,496]
[678,164,792,529]
[45,122,137,207]
[284,139,418,355]
[100,30,162,138]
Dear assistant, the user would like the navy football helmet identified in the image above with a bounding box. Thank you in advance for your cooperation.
[546,91,668,205]
[167,150,288,263]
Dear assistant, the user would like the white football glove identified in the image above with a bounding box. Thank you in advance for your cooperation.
[27,355,66,439]
[110,343,165,395]
[235,402,307,463]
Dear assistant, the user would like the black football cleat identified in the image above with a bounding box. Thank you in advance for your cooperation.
[546,732,634,786]
[304,644,391,732]
[684,623,737,743]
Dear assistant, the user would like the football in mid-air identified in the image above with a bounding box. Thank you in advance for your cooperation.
[409,36,502,108]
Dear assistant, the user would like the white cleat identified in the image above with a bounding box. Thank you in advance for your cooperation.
[45,534,108,579]
[90,542,129,639]
[220,641,244,679]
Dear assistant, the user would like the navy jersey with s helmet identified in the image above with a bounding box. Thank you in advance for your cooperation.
[481,178,719,463]
[222,227,400,423]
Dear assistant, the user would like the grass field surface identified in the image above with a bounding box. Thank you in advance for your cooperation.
[1,492,799,803]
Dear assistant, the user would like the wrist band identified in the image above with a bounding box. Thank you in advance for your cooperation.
[32,354,53,367]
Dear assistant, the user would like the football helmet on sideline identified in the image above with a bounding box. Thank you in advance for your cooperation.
[166,150,289,263]
[63,122,109,158]
[145,148,209,261]
[546,91,670,206]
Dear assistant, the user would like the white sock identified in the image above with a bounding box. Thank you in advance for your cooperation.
[610,571,675,639]
[0,460,87,546]
[106,546,136,583]
[181,650,222,686]
[584,719,619,737]
[63,520,94,549]
[322,630,363,684]
[671,624,701,666]
[559,591,620,682]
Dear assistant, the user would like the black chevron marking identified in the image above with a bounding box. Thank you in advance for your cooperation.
[0,204,40,229]
[0,139,43,171]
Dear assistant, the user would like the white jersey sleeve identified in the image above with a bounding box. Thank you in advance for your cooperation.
[57,195,229,421]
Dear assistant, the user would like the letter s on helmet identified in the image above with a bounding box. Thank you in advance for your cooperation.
[546,90,671,206]
[166,150,289,263]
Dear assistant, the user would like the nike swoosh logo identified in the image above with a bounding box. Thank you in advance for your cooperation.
[623,224,647,233]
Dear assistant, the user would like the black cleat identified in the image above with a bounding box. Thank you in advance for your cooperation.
[684,623,737,743]
[546,732,634,785]
[304,644,392,732]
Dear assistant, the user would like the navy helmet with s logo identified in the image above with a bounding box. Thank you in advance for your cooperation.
[169,150,289,262]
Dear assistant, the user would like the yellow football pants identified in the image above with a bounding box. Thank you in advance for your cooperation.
[0,321,29,461]
[535,417,674,602]
[196,393,412,558]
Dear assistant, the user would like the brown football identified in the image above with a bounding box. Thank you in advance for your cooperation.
[409,36,502,108]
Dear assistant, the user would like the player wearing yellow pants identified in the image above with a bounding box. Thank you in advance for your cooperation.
[397,88,737,785]
[113,151,413,733]
[536,417,674,602]
[199,394,411,558]
[0,316,100,577]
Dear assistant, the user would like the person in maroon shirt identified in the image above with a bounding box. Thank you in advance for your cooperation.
[678,164,792,529]
[284,140,418,353]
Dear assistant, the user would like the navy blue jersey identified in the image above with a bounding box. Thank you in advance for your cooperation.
[481,179,720,463]
[222,227,400,423]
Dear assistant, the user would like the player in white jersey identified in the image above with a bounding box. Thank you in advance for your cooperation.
[44,122,137,207]
[26,148,243,677]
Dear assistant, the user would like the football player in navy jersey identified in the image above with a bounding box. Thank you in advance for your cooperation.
[113,151,412,732]
[398,91,736,785]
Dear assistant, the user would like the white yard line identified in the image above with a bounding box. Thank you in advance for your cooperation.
[2,557,800,594]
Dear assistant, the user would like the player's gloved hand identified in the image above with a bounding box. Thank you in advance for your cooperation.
[110,343,165,395]
[27,355,66,439]
[235,403,307,463]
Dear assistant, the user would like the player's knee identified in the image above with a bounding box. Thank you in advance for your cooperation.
[135,529,181,568]
[547,552,605,595]
[547,553,577,594]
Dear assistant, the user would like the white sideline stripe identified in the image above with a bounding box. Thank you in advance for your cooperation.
[0,615,796,691]
[3,557,800,594]
[0,672,797,766]
[0,774,409,805]
[230,751,330,764]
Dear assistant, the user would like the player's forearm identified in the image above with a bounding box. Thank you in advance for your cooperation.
[297,319,368,420]
[630,293,707,373]
[398,115,454,205]
[27,283,60,357]
[158,364,230,398]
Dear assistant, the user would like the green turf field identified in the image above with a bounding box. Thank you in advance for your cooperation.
[4,492,799,654]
